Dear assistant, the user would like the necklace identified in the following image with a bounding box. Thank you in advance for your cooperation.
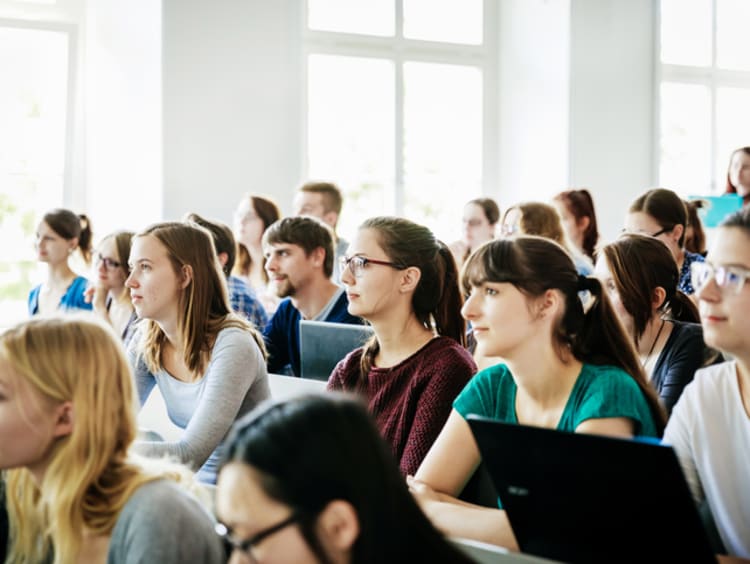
[642,318,666,368]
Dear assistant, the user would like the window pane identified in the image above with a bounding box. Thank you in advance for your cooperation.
[659,82,711,194]
[715,87,750,192]
[403,0,482,45]
[0,26,69,327]
[660,0,711,67]
[716,0,750,71]
[307,54,395,239]
[308,0,394,37]
[403,62,482,243]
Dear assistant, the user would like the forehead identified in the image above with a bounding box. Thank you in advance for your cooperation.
[593,254,613,277]
[347,228,386,256]
[625,211,661,231]
[97,237,117,255]
[464,203,486,219]
[707,227,750,265]
[130,234,168,259]
[731,151,750,165]
[37,221,59,236]
[294,192,325,210]
[265,241,304,254]
[216,462,286,525]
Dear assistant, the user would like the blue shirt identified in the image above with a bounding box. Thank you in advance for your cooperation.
[679,251,704,295]
[227,275,268,330]
[28,276,92,315]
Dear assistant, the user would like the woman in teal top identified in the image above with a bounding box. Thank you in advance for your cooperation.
[408,236,665,551]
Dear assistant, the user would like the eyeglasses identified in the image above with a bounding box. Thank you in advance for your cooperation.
[621,226,673,238]
[215,513,298,559]
[339,255,405,278]
[690,261,750,295]
[95,253,122,270]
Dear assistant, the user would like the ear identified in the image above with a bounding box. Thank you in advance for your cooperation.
[68,237,79,253]
[534,288,561,320]
[670,224,684,244]
[317,500,359,554]
[310,246,327,270]
[53,401,74,438]
[577,216,591,231]
[180,264,193,289]
[399,266,422,294]
[651,286,667,311]
[217,251,229,268]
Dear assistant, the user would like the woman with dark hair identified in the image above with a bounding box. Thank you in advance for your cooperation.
[625,187,705,295]
[449,197,500,268]
[553,188,600,261]
[724,146,750,206]
[408,236,664,549]
[684,199,708,257]
[215,394,474,564]
[28,208,94,315]
[596,234,720,414]
[328,216,476,476]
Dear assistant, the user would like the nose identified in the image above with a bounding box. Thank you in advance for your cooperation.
[265,254,277,273]
[695,275,720,304]
[340,261,355,286]
[125,271,137,289]
[461,291,479,321]
[98,260,108,274]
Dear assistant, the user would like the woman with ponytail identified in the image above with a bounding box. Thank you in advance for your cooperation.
[327,216,476,476]
[408,236,664,550]
[28,208,94,315]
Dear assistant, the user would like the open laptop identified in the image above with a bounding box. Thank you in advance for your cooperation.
[299,320,374,381]
[467,415,716,563]
[688,194,744,228]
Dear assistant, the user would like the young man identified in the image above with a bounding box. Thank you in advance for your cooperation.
[262,216,362,376]
[293,181,348,280]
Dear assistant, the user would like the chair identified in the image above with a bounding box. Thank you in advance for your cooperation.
[450,538,562,564]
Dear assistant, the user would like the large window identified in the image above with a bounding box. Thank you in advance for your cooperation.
[658,0,750,195]
[304,0,493,242]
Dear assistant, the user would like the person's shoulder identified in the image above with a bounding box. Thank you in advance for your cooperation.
[426,336,476,365]
[116,479,211,529]
[579,363,637,390]
[685,250,705,264]
[686,361,736,398]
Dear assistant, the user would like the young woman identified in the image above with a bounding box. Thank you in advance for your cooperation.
[724,146,750,206]
[596,234,720,415]
[28,208,93,315]
[449,197,500,268]
[216,393,474,564]
[0,316,224,564]
[684,199,708,257]
[501,201,593,275]
[625,187,704,295]
[408,236,665,549]
[664,207,750,559]
[85,230,138,341]
[126,221,270,484]
[328,216,476,476]
[553,188,600,261]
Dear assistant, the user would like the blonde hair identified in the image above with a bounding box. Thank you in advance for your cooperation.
[135,222,266,378]
[1,316,197,564]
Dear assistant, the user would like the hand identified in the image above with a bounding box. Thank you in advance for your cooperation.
[84,282,108,310]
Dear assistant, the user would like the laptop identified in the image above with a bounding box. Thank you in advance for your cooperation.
[299,320,374,381]
[467,415,716,563]
[688,194,744,228]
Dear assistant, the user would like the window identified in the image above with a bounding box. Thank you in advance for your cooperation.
[658,0,750,195]
[304,0,493,242]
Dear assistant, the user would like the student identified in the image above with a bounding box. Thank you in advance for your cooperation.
[126,221,270,484]
[328,216,476,476]
[724,146,750,206]
[215,393,474,564]
[0,316,224,564]
[553,188,600,261]
[625,187,704,295]
[85,230,138,342]
[596,234,719,415]
[293,181,348,280]
[262,216,362,377]
[408,236,665,549]
[28,208,93,315]
[663,207,750,559]
[449,197,500,268]
[185,212,268,330]
[685,199,708,257]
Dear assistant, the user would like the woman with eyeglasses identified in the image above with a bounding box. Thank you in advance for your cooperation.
[448,197,500,268]
[625,188,705,295]
[84,230,138,342]
[595,234,720,415]
[0,316,224,564]
[663,207,750,559]
[215,393,475,564]
[328,216,476,476]
[28,208,94,315]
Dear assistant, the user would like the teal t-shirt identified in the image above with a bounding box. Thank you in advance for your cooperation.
[453,362,659,438]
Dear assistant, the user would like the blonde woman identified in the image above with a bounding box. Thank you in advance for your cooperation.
[0,316,224,564]
[126,222,270,484]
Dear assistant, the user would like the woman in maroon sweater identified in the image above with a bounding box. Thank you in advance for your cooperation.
[327,216,476,476]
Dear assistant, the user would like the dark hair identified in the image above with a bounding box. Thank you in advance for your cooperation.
[554,189,600,260]
[628,188,688,247]
[100,231,135,278]
[221,394,472,564]
[720,204,750,231]
[263,216,335,278]
[234,195,281,283]
[467,197,500,225]
[725,146,750,200]
[684,199,707,256]
[300,181,343,215]
[462,236,666,435]
[600,234,699,346]
[42,208,94,264]
[357,216,465,375]
[185,212,236,277]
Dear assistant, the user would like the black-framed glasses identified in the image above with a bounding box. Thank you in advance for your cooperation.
[215,513,298,558]
[650,226,671,237]
[339,255,406,278]
[691,261,750,295]
[95,253,122,270]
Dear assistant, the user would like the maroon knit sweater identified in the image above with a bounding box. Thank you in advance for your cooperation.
[327,336,476,476]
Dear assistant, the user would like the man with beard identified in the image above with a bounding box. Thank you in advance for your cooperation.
[262,216,363,376]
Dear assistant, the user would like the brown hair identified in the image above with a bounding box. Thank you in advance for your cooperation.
[554,189,600,260]
[628,188,688,247]
[42,208,94,265]
[299,181,343,215]
[467,197,500,225]
[684,199,707,256]
[99,231,135,278]
[262,216,336,279]
[185,212,236,277]
[508,202,566,244]
[234,195,281,283]
[725,146,750,199]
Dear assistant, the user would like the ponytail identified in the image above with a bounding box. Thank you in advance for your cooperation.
[77,214,93,265]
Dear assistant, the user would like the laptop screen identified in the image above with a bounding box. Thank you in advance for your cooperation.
[299,320,374,381]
